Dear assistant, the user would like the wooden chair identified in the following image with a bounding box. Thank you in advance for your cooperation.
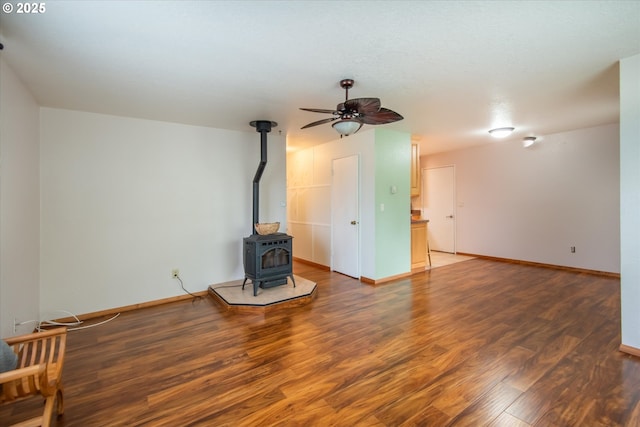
[0,327,67,427]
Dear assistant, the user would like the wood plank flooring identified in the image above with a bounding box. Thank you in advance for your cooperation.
[2,258,638,426]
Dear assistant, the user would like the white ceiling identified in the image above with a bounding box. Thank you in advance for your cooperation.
[1,1,639,154]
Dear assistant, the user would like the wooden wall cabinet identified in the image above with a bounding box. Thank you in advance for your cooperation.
[411,143,420,197]
[411,220,428,271]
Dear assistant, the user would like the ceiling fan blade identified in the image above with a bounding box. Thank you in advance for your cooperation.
[301,117,340,129]
[360,108,404,125]
[344,98,381,114]
[300,107,337,114]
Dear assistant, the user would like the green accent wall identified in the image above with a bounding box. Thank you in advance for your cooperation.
[374,129,411,278]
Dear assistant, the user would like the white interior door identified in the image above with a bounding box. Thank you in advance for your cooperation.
[423,166,455,253]
[331,155,359,278]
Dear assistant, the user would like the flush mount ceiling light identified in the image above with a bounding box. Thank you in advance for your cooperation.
[488,127,515,138]
[332,119,363,136]
[523,136,537,148]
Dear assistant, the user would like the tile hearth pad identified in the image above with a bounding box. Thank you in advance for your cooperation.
[208,275,316,312]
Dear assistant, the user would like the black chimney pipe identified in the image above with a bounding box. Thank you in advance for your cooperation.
[249,120,277,235]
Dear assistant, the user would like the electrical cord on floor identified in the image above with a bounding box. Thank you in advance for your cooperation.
[18,278,201,334]
[15,310,121,332]
[174,274,203,300]
[40,313,121,331]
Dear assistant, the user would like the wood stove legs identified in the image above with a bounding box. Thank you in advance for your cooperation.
[242,275,296,296]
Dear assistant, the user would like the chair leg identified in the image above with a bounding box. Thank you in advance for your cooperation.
[427,237,432,267]
[57,387,64,415]
[42,395,56,427]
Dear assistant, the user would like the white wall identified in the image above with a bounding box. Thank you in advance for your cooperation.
[620,54,640,350]
[39,108,286,317]
[423,123,620,273]
[0,59,41,337]
[287,128,411,280]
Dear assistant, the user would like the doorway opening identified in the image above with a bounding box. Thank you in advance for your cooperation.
[422,165,456,253]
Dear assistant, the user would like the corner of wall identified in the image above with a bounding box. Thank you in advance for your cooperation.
[620,53,640,350]
[0,58,41,337]
[373,129,412,278]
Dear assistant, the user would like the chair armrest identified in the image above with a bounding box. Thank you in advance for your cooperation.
[0,364,45,384]
[1,364,48,402]
[0,363,58,401]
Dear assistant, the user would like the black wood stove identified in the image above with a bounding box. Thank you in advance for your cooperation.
[242,120,295,296]
[242,232,295,296]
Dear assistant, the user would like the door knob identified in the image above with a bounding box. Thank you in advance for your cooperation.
[350,220,358,225]
[446,215,454,219]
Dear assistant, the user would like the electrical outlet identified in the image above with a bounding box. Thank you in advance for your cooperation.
[172,268,179,278]
[570,246,576,253]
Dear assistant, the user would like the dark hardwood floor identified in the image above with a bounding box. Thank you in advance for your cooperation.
[2,258,638,426]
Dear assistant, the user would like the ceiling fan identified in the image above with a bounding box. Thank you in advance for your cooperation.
[300,79,404,136]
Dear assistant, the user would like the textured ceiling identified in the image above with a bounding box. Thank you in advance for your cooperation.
[1,1,639,154]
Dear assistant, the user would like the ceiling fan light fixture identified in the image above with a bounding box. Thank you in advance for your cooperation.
[332,119,362,136]
[489,127,515,138]
[300,79,403,134]
[523,136,537,148]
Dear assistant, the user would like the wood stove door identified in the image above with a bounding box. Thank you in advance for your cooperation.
[331,155,359,278]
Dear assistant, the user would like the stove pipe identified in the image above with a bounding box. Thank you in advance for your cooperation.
[249,120,277,235]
